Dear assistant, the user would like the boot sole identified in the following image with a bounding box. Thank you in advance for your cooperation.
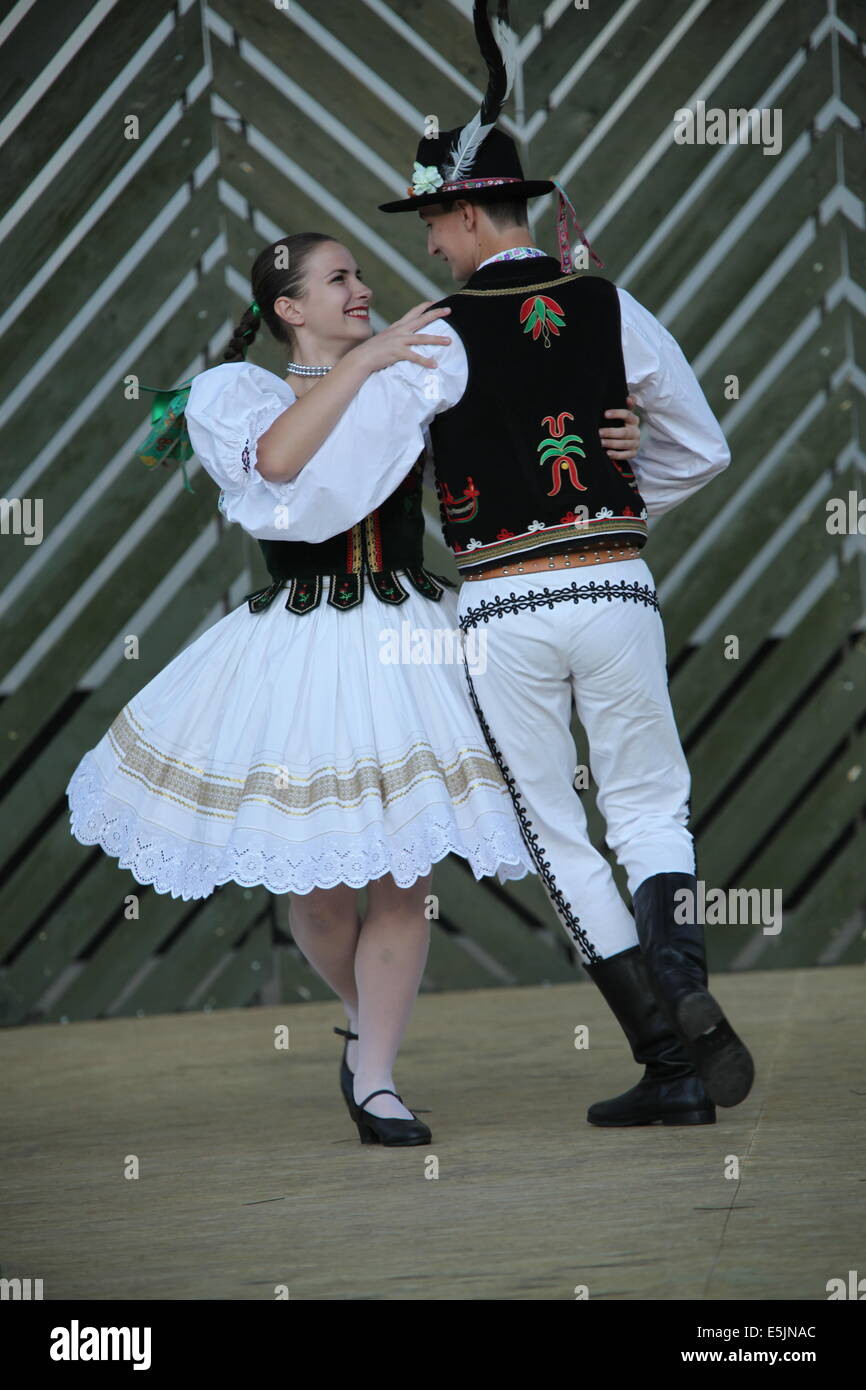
[587,1108,716,1127]
[674,992,755,1108]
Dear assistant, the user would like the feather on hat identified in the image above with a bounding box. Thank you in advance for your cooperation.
[378,2,603,271]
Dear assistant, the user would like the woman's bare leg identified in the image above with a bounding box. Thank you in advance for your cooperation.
[352,870,433,1120]
[288,884,362,1070]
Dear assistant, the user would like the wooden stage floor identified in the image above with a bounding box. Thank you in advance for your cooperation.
[2,965,862,1301]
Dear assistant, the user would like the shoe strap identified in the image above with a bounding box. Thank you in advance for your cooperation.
[333,1026,359,1040]
[358,1089,403,1110]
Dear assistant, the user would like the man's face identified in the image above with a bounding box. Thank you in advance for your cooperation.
[418,203,477,282]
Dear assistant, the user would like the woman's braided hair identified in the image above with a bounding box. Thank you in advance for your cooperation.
[223,233,338,362]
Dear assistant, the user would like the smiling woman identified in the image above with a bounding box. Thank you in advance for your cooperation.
[65,227,533,1144]
[249,239,453,485]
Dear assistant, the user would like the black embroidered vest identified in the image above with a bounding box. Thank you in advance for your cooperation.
[244,455,455,615]
[427,257,648,573]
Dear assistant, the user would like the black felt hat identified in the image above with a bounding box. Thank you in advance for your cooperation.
[380,4,549,214]
[379,1,603,270]
[379,125,555,214]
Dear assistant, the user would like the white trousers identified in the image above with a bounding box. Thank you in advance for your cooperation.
[456,558,695,965]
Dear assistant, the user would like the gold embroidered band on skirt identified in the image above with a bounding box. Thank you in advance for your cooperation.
[107,706,505,821]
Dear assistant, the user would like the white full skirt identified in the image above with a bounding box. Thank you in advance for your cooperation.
[65,578,535,899]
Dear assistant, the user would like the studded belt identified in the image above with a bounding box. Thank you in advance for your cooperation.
[462,543,642,581]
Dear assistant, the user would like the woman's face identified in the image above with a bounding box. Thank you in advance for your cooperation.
[279,241,373,347]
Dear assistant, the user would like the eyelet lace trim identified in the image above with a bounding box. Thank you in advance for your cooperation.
[67,756,532,899]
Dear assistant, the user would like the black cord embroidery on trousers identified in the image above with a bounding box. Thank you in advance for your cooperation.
[460,656,601,966]
[459,578,659,626]
[457,577,663,963]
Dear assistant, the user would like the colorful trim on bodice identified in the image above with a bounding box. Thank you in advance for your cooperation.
[245,566,454,615]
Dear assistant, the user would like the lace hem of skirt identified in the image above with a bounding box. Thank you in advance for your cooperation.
[66,755,532,899]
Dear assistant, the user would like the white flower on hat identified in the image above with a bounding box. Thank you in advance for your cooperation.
[411,161,445,195]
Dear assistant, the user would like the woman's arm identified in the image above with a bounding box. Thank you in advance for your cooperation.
[255,302,452,483]
[600,397,641,459]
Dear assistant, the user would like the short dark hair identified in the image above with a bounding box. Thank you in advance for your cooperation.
[476,196,530,230]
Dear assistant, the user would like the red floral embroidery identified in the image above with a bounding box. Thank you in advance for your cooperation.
[441,475,480,523]
[520,295,566,348]
[538,412,586,495]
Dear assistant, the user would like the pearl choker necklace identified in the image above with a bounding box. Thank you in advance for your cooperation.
[286,360,331,377]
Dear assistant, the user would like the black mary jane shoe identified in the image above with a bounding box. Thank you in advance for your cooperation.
[335,1026,431,1130]
[333,1025,359,1120]
[354,1089,432,1147]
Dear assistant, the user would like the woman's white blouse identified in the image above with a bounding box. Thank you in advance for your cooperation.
[185,364,302,541]
[184,358,454,544]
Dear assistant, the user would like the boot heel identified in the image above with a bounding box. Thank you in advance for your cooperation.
[662,1108,716,1126]
[675,990,723,1038]
[677,1003,755,1108]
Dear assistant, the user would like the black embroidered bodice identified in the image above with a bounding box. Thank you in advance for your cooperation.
[426,257,649,574]
[243,454,455,615]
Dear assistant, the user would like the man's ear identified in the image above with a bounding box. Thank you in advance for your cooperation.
[457,199,478,231]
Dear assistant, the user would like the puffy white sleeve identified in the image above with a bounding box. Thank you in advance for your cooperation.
[252,320,467,543]
[617,287,731,518]
[184,330,466,543]
[184,361,306,539]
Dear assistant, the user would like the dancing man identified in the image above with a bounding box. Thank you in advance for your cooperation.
[227,1,755,1125]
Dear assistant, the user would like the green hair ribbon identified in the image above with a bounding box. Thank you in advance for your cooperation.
[243,299,262,339]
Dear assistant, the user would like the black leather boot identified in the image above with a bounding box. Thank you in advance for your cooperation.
[632,872,754,1108]
[583,946,716,1126]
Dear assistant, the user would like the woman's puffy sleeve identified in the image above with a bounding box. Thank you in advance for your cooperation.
[183,333,466,542]
[184,362,303,536]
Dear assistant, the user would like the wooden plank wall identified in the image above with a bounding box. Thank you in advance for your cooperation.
[0,0,863,1026]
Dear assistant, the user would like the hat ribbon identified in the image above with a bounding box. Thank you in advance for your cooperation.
[550,177,604,272]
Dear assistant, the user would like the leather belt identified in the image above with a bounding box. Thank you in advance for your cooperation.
[461,543,642,581]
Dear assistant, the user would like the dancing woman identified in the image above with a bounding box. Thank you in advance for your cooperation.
[66,232,641,1146]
